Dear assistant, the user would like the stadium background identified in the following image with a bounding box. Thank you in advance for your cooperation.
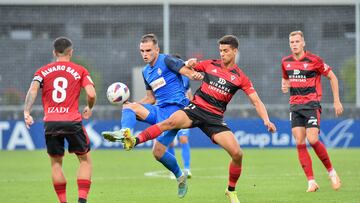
[0,0,360,150]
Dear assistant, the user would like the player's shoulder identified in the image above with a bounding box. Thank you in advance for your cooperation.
[305,51,323,62]
[281,54,293,62]
[199,59,220,66]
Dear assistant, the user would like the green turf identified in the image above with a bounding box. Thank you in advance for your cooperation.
[0,149,359,203]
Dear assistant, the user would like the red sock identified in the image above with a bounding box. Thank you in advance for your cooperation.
[53,182,67,203]
[228,162,242,188]
[311,141,333,172]
[138,125,162,143]
[296,144,314,180]
[77,179,91,200]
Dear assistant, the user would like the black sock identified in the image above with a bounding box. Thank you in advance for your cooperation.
[228,186,235,191]
[135,137,140,146]
[78,198,87,203]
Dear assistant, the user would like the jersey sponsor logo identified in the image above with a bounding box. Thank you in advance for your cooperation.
[286,64,291,68]
[218,78,226,85]
[293,69,300,75]
[47,107,69,113]
[303,63,308,69]
[150,77,166,91]
[211,69,217,73]
[231,75,236,81]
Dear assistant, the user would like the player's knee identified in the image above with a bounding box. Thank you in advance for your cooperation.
[179,136,188,144]
[152,147,165,160]
[163,119,178,129]
[231,149,243,164]
[123,103,140,112]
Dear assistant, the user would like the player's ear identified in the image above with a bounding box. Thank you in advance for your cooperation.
[52,50,57,58]
[69,48,74,57]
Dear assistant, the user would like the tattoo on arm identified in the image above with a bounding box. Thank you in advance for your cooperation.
[24,82,39,114]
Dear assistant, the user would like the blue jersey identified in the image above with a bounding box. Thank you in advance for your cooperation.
[181,75,190,92]
[142,54,189,107]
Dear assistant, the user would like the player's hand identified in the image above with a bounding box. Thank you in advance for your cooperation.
[264,120,276,133]
[185,58,197,68]
[191,71,203,80]
[334,101,343,117]
[24,113,34,129]
[281,80,289,93]
[82,106,93,119]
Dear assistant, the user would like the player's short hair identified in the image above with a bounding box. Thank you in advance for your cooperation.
[140,33,158,46]
[218,35,239,49]
[289,30,304,38]
[53,37,72,55]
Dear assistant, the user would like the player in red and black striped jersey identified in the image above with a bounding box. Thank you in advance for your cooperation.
[24,37,96,203]
[281,30,343,192]
[124,35,276,203]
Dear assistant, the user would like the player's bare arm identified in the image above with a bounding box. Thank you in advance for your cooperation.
[82,84,96,119]
[179,60,203,81]
[247,92,276,133]
[281,78,290,93]
[24,81,40,128]
[138,90,156,104]
[326,70,343,117]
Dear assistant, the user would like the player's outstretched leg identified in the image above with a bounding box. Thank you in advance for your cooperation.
[101,128,130,142]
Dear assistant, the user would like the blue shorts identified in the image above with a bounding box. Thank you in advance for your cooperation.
[142,104,183,146]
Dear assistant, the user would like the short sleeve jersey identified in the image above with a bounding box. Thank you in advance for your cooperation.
[33,61,94,122]
[281,51,331,110]
[142,54,189,107]
[192,59,256,116]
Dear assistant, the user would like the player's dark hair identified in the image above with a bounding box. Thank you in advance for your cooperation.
[53,37,72,54]
[140,33,158,46]
[218,35,239,49]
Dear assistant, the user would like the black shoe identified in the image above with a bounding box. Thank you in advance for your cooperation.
[78,198,87,203]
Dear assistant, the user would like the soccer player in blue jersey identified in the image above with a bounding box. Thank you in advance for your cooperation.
[167,74,193,179]
[102,33,203,198]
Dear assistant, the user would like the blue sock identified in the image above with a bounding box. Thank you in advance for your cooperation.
[181,143,191,170]
[159,152,182,178]
[167,146,175,157]
[121,108,136,130]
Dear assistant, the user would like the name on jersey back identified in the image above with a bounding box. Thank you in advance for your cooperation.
[41,65,81,80]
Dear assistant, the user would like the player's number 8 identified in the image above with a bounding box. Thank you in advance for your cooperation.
[52,77,68,103]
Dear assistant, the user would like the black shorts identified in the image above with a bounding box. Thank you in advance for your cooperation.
[182,103,231,140]
[44,121,90,156]
[290,109,321,129]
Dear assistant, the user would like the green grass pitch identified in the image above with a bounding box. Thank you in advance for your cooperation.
[0,149,359,203]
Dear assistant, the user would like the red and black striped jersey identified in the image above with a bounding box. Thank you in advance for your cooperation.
[192,59,256,116]
[281,51,331,110]
[33,61,94,122]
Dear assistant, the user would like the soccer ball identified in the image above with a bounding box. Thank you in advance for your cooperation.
[106,82,130,105]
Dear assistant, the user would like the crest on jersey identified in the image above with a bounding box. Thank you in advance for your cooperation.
[211,69,217,73]
[303,63,308,69]
[157,68,162,75]
[231,75,236,81]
